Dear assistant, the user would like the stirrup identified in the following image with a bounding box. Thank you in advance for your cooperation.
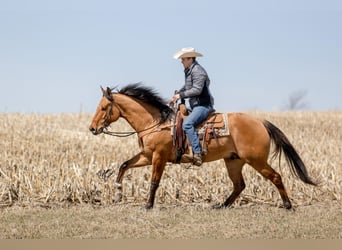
[193,154,202,166]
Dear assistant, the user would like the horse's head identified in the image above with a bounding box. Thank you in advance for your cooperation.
[89,87,121,135]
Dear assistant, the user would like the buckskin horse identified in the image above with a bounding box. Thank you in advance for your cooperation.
[89,83,316,209]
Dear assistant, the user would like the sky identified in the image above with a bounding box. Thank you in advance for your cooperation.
[1,0,341,113]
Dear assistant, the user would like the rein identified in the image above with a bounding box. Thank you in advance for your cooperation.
[103,122,163,138]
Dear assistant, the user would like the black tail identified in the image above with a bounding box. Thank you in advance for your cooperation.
[263,120,316,186]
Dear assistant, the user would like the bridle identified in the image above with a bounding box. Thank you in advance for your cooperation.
[103,102,113,128]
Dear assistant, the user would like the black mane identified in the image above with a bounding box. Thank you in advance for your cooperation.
[117,83,173,122]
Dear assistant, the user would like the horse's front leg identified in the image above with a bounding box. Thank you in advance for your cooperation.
[145,153,167,209]
[114,152,151,203]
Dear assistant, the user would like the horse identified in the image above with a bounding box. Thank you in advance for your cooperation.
[89,83,316,209]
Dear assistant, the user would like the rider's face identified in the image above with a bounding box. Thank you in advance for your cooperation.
[181,57,194,69]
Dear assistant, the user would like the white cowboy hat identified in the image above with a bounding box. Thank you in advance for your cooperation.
[173,47,203,59]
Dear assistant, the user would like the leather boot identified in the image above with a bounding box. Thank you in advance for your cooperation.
[193,153,202,166]
[181,154,192,162]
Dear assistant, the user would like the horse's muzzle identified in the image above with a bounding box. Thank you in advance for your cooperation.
[89,126,103,135]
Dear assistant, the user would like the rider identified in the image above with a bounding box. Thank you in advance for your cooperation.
[169,47,214,166]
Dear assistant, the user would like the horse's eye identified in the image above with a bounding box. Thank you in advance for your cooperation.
[101,107,107,111]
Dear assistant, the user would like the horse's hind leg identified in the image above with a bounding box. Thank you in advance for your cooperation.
[250,160,292,209]
[213,158,245,209]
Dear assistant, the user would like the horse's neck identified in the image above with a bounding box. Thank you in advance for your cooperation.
[115,94,160,131]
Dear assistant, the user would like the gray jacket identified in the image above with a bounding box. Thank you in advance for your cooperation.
[178,61,214,109]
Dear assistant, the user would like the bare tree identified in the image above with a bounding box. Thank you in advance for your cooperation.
[283,90,308,110]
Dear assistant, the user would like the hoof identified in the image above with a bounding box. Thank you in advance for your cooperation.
[114,193,122,203]
[97,169,114,181]
[212,203,226,209]
[145,203,154,210]
[284,201,292,210]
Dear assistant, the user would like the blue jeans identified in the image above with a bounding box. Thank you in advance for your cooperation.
[182,105,213,154]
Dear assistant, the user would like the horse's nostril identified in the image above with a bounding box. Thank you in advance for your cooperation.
[89,127,96,133]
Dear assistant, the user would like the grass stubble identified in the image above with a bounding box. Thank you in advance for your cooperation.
[0,111,341,239]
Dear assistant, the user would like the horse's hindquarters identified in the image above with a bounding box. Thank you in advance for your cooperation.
[228,113,270,163]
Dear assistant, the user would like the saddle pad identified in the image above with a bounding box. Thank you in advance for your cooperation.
[196,113,230,138]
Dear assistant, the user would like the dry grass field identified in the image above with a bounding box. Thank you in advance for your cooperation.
[0,111,341,238]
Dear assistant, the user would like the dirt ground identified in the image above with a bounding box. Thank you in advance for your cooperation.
[0,201,341,239]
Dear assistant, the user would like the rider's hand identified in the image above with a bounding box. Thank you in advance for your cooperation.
[169,94,180,106]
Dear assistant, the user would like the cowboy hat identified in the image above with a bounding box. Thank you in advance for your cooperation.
[173,47,203,59]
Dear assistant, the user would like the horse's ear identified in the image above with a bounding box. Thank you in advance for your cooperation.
[106,87,112,96]
[100,86,105,94]
[104,87,114,102]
